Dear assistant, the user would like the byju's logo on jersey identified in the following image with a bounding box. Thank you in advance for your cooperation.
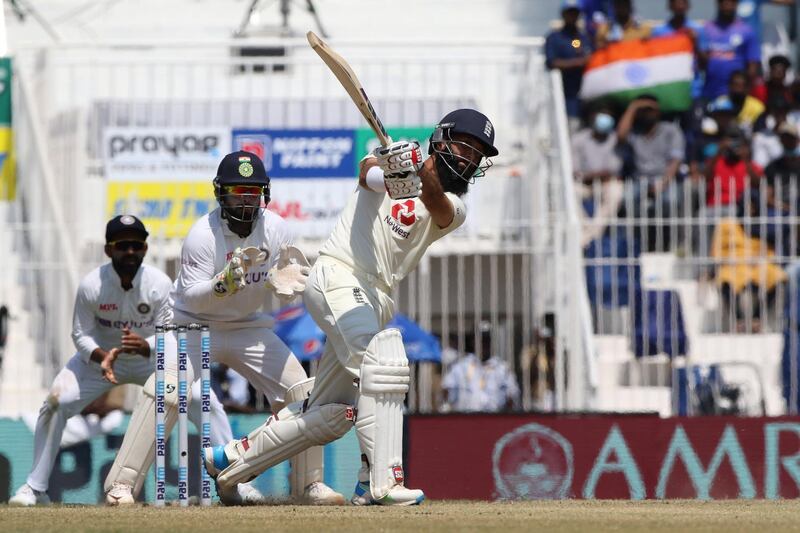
[391,200,416,226]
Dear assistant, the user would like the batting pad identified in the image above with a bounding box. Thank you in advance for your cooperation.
[356,328,410,500]
[217,402,354,489]
[104,372,182,496]
[285,378,325,498]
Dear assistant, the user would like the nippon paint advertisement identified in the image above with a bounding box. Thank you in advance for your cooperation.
[405,415,800,500]
[105,126,433,239]
[0,415,360,504]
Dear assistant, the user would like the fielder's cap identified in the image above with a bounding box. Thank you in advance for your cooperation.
[437,108,499,157]
[561,0,582,12]
[105,214,148,243]
[708,95,735,114]
[778,121,799,138]
[215,150,269,186]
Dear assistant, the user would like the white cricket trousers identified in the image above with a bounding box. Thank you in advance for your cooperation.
[157,324,308,410]
[303,257,395,409]
[26,352,231,493]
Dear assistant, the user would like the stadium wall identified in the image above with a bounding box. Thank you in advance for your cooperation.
[406,414,800,500]
[0,415,361,504]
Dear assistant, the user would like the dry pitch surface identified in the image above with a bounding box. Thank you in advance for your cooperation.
[2,500,800,532]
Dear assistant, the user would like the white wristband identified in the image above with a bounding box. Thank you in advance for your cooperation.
[365,165,386,194]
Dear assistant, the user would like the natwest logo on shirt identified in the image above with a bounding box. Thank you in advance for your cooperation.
[391,200,416,226]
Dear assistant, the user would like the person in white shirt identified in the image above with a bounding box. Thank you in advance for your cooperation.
[103,152,343,506]
[9,215,235,506]
[441,326,520,412]
[204,109,499,507]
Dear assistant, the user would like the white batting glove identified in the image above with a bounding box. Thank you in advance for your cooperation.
[384,172,422,199]
[373,141,424,176]
[267,245,311,302]
[213,247,248,297]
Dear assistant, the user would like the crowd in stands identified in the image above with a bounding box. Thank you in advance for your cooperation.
[548,0,800,411]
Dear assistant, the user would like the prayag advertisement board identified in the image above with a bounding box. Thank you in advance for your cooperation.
[405,414,800,500]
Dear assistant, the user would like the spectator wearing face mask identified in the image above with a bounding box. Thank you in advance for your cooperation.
[617,95,686,249]
[572,105,624,245]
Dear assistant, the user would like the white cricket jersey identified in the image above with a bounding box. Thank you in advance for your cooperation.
[319,188,467,291]
[171,207,293,327]
[71,263,173,363]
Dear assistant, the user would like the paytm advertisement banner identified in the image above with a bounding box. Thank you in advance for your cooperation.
[0,415,360,504]
[103,127,230,181]
[406,414,800,500]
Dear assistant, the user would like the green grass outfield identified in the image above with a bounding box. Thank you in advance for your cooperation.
[2,500,800,532]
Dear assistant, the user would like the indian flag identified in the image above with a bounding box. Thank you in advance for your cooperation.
[580,34,694,113]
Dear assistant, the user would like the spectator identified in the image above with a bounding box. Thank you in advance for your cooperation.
[652,0,707,99]
[700,0,761,100]
[441,324,520,413]
[545,0,593,122]
[705,125,763,209]
[753,97,791,166]
[617,95,685,247]
[736,0,795,45]
[690,96,737,178]
[764,121,800,213]
[595,0,651,49]
[712,216,787,332]
[728,70,766,135]
[752,55,793,105]
[572,104,624,245]
[582,0,612,39]
[695,126,764,262]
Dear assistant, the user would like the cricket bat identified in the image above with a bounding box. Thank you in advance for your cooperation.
[307,30,392,147]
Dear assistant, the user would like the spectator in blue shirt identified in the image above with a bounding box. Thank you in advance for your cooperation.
[545,0,593,121]
[699,0,761,100]
[652,0,706,99]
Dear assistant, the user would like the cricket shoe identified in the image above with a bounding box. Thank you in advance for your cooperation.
[105,482,135,506]
[352,479,424,506]
[350,479,374,506]
[300,481,346,506]
[9,484,50,507]
[217,481,265,506]
[204,442,236,480]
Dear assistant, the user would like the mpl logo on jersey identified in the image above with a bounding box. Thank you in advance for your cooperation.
[232,129,355,178]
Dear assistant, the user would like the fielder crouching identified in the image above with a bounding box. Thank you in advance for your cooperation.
[205,109,498,506]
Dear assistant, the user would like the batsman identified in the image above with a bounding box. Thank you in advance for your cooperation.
[205,109,498,505]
